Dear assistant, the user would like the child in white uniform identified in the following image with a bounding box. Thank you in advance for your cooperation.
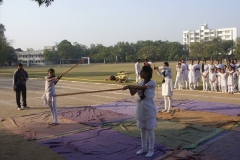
[155,62,173,113]
[219,68,228,93]
[201,60,209,91]
[42,68,61,126]
[123,66,157,158]
[175,63,183,89]
[227,66,234,94]
[188,60,196,90]
[181,59,189,89]
[209,69,217,92]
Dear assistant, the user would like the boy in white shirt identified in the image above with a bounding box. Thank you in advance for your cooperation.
[201,60,209,91]
[175,63,183,89]
[219,68,228,93]
[195,60,201,87]
[216,68,222,92]
[227,65,234,94]
[209,69,217,92]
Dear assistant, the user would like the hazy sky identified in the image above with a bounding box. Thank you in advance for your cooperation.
[0,0,240,51]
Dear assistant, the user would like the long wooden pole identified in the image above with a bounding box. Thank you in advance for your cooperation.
[60,53,93,77]
[54,88,123,97]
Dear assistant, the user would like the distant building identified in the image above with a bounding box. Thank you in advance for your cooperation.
[16,46,55,66]
[183,24,238,45]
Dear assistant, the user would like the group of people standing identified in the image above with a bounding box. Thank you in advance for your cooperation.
[174,59,240,94]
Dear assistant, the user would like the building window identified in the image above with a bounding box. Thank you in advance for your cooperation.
[225,30,230,34]
[205,37,209,40]
[210,32,214,34]
[190,38,194,40]
[225,35,230,39]
[217,31,222,34]
[205,32,209,35]
[195,33,199,36]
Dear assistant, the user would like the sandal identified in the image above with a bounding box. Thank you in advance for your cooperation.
[50,123,59,126]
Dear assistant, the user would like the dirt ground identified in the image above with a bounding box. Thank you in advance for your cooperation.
[0,77,239,159]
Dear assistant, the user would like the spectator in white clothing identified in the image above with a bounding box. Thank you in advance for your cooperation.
[135,59,141,83]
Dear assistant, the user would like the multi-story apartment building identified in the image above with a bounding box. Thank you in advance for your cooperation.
[183,24,237,45]
[16,46,55,66]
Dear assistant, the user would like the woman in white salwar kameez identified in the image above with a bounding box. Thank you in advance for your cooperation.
[227,65,234,94]
[42,68,61,126]
[123,66,157,158]
[188,60,196,90]
[155,62,173,113]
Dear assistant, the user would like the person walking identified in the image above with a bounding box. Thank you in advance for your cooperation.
[13,63,29,110]
[135,59,141,83]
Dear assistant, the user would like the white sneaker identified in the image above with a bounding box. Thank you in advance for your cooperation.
[136,149,148,155]
[18,108,23,111]
[145,151,154,158]
[160,109,167,112]
[166,110,171,113]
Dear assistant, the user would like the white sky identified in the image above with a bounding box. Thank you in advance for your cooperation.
[0,0,239,51]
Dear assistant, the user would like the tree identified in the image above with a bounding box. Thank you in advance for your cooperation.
[235,37,240,59]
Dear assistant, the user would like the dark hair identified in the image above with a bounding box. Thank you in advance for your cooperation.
[18,63,23,67]
[164,62,169,67]
[48,68,55,73]
[140,66,153,100]
[137,59,141,61]
[145,59,149,61]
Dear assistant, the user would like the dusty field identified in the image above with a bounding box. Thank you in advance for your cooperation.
[0,77,239,159]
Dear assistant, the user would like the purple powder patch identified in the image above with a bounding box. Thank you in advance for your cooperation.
[39,128,171,160]
[174,101,240,116]
[58,107,134,127]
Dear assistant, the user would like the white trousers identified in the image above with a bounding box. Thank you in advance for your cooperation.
[48,98,58,123]
[164,96,172,111]
[196,77,200,87]
[140,128,155,151]
[136,73,141,83]
[175,77,183,89]
[202,77,209,91]
[228,85,234,93]
[210,82,216,91]
[221,86,227,93]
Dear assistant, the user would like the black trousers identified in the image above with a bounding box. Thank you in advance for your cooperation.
[16,84,27,108]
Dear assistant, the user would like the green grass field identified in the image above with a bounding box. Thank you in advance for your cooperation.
[0,62,200,86]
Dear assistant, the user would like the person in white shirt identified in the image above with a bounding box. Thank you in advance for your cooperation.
[181,59,189,89]
[42,68,61,126]
[188,60,196,90]
[209,69,217,92]
[123,66,157,158]
[195,60,201,87]
[135,59,141,83]
[227,65,234,94]
[201,60,209,91]
[174,60,181,89]
[175,63,183,89]
[219,68,228,93]
[155,62,173,113]
[208,60,215,73]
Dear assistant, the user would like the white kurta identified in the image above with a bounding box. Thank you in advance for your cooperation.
[157,66,173,96]
[136,80,157,129]
[220,73,227,87]
[227,71,234,86]
[176,68,183,84]
[188,64,196,83]
[208,64,215,72]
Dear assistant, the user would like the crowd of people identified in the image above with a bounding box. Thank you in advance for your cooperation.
[174,59,240,94]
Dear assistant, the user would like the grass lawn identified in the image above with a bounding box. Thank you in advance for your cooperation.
[0,62,202,87]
